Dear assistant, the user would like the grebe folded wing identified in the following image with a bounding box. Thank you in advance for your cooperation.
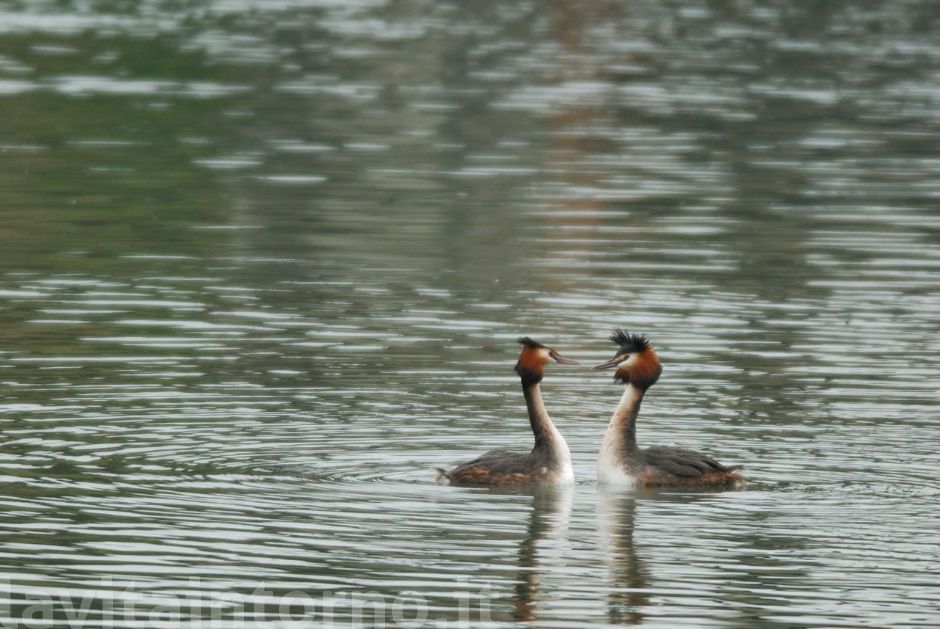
[642,446,739,477]
[441,450,540,484]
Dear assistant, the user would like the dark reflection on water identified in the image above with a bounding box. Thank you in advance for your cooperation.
[1,0,940,627]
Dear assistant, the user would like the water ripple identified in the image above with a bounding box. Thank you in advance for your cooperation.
[2,1,940,627]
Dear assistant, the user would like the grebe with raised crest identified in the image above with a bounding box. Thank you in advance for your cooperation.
[438,337,578,486]
[595,329,743,489]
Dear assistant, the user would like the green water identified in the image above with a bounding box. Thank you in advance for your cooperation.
[1,1,940,627]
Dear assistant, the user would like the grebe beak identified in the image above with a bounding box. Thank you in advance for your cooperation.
[593,355,624,370]
[549,350,579,365]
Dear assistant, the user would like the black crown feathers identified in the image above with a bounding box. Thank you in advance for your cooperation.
[517,337,547,349]
[609,329,651,353]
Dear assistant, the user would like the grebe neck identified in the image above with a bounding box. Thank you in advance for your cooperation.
[608,384,644,454]
[522,381,567,455]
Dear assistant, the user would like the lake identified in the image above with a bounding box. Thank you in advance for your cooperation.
[1,1,939,627]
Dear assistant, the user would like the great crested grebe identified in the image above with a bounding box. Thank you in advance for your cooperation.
[595,329,743,488]
[438,337,579,486]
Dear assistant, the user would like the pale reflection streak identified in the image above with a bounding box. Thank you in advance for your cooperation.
[597,491,650,625]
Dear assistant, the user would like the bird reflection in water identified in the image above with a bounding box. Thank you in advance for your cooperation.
[597,492,651,625]
[512,485,572,623]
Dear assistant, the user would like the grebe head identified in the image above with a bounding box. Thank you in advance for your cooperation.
[514,337,578,385]
[593,329,661,390]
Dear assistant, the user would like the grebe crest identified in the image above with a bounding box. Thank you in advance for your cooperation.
[515,336,577,385]
[596,329,662,391]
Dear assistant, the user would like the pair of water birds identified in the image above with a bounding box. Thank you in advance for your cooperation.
[439,329,743,489]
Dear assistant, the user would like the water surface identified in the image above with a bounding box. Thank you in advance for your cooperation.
[1,1,939,627]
